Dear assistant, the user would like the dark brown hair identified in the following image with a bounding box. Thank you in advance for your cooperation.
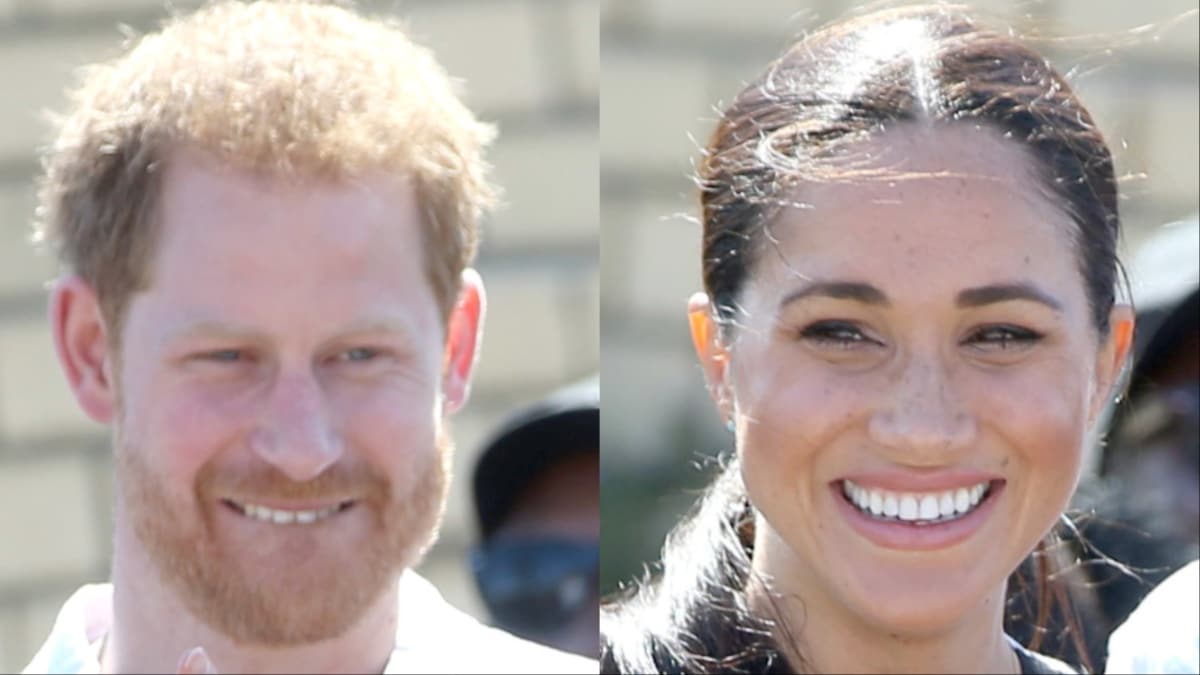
[604,4,1122,673]
[700,4,1119,336]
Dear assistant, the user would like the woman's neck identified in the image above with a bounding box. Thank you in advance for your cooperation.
[746,518,1020,675]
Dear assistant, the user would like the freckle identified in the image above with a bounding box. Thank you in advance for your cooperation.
[1023,255,1030,265]
[1001,457,1010,468]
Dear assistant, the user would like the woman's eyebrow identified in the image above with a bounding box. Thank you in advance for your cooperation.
[778,281,889,310]
[956,282,1063,311]
[776,280,1065,312]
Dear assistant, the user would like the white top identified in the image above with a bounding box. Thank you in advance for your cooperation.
[22,572,596,674]
[1105,559,1200,675]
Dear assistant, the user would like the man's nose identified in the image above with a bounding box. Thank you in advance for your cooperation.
[249,374,343,482]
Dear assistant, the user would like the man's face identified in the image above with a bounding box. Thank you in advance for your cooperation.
[111,149,455,645]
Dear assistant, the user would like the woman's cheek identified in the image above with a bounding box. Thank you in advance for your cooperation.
[971,364,1090,518]
[738,366,856,515]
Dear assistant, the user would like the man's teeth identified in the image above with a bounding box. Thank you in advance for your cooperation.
[842,479,990,524]
[232,501,344,524]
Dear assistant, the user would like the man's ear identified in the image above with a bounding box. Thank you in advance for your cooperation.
[441,268,486,415]
[1088,304,1135,427]
[49,276,116,424]
[688,292,734,424]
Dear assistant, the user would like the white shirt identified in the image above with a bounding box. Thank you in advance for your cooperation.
[23,572,595,674]
[1105,559,1200,674]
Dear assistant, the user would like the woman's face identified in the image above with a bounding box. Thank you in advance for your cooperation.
[698,123,1130,636]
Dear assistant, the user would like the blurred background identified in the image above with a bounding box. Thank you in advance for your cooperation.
[0,0,596,669]
[599,0,1198,639]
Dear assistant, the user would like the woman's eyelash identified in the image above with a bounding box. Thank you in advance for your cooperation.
[795,322,1044,351]
[798,321,876,346]
[966,325,1045,348]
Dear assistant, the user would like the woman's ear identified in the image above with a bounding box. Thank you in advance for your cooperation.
[1088,304,1135,427]
[441,268,486,415]
[688,292,734,425]
[49,276,116,424]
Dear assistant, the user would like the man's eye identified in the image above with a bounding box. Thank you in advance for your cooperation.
[966,325,1044,350]
[203,350,244,362]
[339,348,379,362]
[799,321,877,349]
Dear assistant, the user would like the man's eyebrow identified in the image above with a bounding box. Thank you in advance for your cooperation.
[335,317,415,337]
[166,320,264,342]
[165,317,414,344]
[778,281,890,310]
[956,282,1063,311]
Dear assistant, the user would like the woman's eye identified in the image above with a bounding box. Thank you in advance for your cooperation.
[966,325,1044,350]
[799,321,877,348]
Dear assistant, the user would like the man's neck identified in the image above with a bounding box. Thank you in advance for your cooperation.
[104,529,399,674]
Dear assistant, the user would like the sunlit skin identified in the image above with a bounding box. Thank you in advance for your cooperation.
[50,147,484,674]
[690,124,1132,674]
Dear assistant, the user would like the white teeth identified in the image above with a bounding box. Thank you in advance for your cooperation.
[842,479,993,524]
[954,488,970,513]
[883,494,899,517]
[918,495,939,519]
[232,501,344,525]
[868,491,883,515]
[938,492,955,517]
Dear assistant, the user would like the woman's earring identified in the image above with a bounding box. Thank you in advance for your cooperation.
[725,419,735,433]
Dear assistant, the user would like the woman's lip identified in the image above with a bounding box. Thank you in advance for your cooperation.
[833,469,1005,492]
[831,480,1004,551]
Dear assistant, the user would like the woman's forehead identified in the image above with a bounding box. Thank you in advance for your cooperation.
[739,127,1082,302]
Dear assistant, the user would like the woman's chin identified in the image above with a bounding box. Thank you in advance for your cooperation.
[837,575,1001,640]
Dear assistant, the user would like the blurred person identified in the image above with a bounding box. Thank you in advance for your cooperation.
[600,4,1137,674]
[1104,558,1200,674]
[1047,217,1200,671]
[470,377,600,658]
[22,2,593,673]
[1098,218,1199,550]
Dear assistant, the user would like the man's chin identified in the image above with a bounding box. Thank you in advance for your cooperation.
[114,421,454,646]
[152,515,445,645]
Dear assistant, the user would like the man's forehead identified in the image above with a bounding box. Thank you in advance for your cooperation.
[158,145,418,210]
[153,310,425,344]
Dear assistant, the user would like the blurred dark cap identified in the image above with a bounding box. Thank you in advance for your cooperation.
[472,376,599,539]
[1126,217,1199,387]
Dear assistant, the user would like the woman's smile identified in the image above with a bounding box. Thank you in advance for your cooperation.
[832,478,1007,551]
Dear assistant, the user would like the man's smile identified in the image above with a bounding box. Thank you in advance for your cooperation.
[220,498,357,524]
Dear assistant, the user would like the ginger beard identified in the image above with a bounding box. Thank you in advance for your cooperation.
[114,424,452,646]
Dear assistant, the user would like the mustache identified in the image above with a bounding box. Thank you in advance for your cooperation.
[194,460,392,502]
